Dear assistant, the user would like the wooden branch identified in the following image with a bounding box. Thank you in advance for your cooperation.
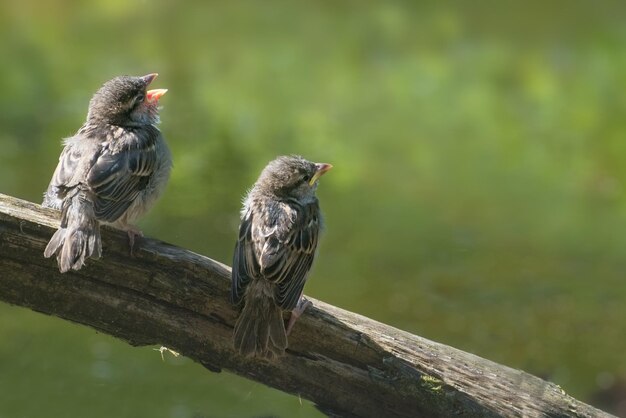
[0,193,612,418]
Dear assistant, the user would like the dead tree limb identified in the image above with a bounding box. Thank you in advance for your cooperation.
[0,193,612,418]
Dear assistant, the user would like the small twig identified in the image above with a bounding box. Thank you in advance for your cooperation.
[153,346,180,361]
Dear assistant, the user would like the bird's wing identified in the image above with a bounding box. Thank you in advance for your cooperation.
[231,201,320,311]
[45,128,158,222]
[43,135,101,207]
[49,142,87,188]
[271,203,320,310]
[86,135,158,222]
[231,206,259,305]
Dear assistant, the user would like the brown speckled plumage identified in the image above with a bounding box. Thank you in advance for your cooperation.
[43,74,172,272]
[232,155,332,358]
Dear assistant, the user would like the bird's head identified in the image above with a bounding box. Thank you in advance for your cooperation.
[256,155,332,200]
[87,73,167,126]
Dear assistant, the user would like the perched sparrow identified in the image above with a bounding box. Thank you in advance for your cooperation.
[43,73,172,273]
[231,155,332,358]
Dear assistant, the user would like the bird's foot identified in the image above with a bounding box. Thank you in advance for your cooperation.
[125,225,144,256]
[286,296,312,335]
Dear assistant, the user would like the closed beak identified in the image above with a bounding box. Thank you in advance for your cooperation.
[309,163,333,186]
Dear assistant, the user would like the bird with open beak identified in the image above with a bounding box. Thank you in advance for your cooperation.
[231,155,332,358]
[43,73,172,273]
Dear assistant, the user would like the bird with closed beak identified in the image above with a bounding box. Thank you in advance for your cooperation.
[231,155,332,358]
[43,73,172,273]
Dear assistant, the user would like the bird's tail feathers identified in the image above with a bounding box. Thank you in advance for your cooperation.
[44,189,101,273]
[233,281,287,359]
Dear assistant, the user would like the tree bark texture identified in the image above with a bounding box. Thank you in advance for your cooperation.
[0,194,612,418]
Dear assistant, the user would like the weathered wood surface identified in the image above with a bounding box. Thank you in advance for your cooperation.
[0,193,612,418]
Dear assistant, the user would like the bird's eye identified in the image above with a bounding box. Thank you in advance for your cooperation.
[302,174,311,182]
[130,94,145,109]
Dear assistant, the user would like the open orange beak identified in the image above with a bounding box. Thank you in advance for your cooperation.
[309,162,333,186]
[141,73,166,101]
[146,88,168,102]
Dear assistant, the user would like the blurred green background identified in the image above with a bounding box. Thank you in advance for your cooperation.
[1,0,625,416]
